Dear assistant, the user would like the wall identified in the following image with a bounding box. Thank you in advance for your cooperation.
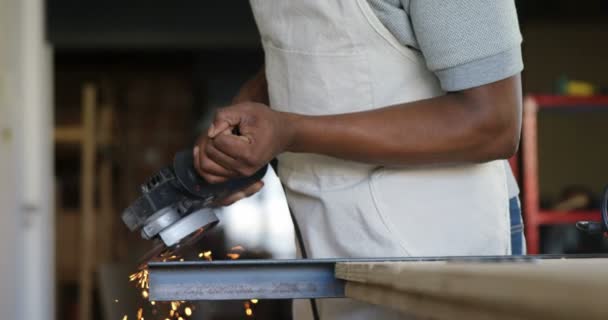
[0,0,54,319]
[522,20,608,93]
[47,0,260,49]
[0,0,24,319]
[521,21,608,203]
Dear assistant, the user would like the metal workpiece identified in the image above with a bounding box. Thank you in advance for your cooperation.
[148,259,346,301]
[147,255,605,301]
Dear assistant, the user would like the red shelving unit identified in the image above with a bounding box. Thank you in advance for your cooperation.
[521,95,608,254]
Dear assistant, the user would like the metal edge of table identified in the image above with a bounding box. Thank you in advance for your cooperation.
[148,254,607,301]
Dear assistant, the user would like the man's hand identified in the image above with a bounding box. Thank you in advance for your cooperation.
[193,66,273,207]
[206,102,294,177]
[193,102,295,205]
[193,132,266,207]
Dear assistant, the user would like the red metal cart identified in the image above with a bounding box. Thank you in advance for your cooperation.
[521,95,608,254]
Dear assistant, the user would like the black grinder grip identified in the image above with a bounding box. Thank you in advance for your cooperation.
[173,149,268,203]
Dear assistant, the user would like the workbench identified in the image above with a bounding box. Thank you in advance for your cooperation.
[148,255,608,320]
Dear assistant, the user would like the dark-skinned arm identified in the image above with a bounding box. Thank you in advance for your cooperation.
[285,74,521,166]
[231,66,269,105]
[198,74,522,181]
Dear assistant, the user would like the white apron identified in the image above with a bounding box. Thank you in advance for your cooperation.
[249,0,511,319]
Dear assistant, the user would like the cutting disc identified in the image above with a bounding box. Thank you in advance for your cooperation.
[137,208,219,267]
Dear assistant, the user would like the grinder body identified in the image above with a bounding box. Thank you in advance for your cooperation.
[576,185,608,237]
[122,149,267,251]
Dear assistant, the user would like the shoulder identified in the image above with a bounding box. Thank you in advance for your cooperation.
[410,0,523,91]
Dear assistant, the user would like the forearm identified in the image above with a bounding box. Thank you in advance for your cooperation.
[285,76,522,166]
[233,66,269,104]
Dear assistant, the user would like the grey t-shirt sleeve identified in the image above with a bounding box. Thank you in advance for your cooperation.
[409,0,523,91]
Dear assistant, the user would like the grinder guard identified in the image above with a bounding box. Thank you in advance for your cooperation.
[122,149,268,261]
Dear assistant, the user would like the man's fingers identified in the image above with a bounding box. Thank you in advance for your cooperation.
[209,107,244,138]
[193,146,202,175]
[208,120,232,138]
[205,138,239,170]
[202,173,230,184]
[194,140,238,183]
[213,133,252,160]
[215,181,264,207]
[219,128,252,144]
[198,156,238,182]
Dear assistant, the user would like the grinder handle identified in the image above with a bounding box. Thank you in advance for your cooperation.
[173,149,268,202]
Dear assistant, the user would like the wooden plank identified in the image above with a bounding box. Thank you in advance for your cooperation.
[346,282,523,320]
[96,105,113,146]
[56,210,81,283]
[55,124,112,146]
[78,84,96,320]
[336,259,608,320]
[54,125,83,144]
[98,105,114,263]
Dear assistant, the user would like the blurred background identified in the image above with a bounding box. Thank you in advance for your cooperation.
[0,0,607,319]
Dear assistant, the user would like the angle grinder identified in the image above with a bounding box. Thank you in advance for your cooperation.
[576,185,608,237]
[122,149,267,263]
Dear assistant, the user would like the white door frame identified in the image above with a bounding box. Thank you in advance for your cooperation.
[0,0,54,319]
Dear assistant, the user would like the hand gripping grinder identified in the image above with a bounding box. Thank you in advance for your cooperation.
[122,149,267,261]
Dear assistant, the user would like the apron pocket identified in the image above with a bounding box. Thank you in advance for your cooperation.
[368,167,415,256]
[369,163,511,257]
[280,164,415,258]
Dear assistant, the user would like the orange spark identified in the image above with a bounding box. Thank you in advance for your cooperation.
[129,256,197,320]
[198,250,213,261]
[226,253,240,260]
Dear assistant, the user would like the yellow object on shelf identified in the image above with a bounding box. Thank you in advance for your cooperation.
[565,80,596,96]
[557,76,597,97]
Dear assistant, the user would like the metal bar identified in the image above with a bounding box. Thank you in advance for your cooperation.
[148,254,606,301]
[537,210,600,224]
[149,259,345,301]
[523,95,541,254]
